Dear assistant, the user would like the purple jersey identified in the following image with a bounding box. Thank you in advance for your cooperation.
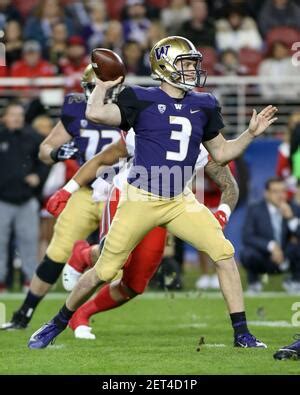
[61,93,121,166]
[116,86,224,197]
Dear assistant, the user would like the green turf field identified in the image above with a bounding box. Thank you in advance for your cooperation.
[0,292,300,375]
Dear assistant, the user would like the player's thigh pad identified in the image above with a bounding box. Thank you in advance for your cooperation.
[95,184,161,282]
[47,187,104,262]
[166,190,234,262]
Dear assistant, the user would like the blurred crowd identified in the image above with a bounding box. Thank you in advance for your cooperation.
[0,0,299,93]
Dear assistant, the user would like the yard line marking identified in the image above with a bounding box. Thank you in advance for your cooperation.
[204,344,226,348]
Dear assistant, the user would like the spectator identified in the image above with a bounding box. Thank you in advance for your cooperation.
[240,177,300,293]
[59,36,89,93]
[215,7,263,51]
[258,41,300,100]
[143,20,166,69]
[11,0,40,19]
[146,20,166,50]
[122,0,152,49]
[3,19,23,67]
[102,20,124,56]
[176,0,215,48]
[244,0,268,18]
[82,1,108,51]
[0,102,49,292]
[0,0,21,30]
[215,49,248,75]
[160,0,191,35]
[122,40,150,76]
[10,40,56,84]
[258,0,300,37]
[65,0,90,33]
[24,0,74,49]
[46,21,68,65]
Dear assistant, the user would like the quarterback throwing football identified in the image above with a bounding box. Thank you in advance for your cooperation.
[29,36,277,349]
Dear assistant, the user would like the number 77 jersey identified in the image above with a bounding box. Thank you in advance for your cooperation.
[116,86,225,197]
[61,93,121,165]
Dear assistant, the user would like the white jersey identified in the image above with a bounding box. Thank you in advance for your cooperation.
[92,129,209,202]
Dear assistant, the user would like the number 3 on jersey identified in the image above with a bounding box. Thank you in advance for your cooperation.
[80,129,120,161]
[166,116,192,161]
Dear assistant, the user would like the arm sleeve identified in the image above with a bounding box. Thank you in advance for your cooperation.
[116,87,141,131]
[202,96,225,142]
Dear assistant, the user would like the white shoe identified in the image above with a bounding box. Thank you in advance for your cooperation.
[74,325,96,340]
[282,279,300,294]
[62,264,82,291]
[209,274,220,289]
[195,275,211,290]
[246,282,263,294]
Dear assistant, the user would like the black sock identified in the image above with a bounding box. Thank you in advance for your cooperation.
[18,291,43,320]
[230,311,249,336]
[53,304,75,330]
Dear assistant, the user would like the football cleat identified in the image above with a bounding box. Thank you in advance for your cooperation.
[234,333,267,348]
[73,325,96,340]
[28,320,64,349]
[0,310,30,330]
[273,334,300,360]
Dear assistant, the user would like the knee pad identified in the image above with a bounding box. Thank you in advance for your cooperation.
[36,255,64,284]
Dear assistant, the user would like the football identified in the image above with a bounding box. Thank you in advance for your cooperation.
[91,48,126,83]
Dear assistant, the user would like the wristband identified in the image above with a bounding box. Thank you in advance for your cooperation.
[64,179,80,194]
[217,204,231,220]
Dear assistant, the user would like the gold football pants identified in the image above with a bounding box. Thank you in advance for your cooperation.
[95,183,234,281]
[47,187,103,263]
